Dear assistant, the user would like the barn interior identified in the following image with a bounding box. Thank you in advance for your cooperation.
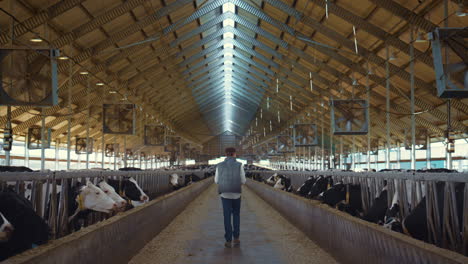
[0,0,467,263]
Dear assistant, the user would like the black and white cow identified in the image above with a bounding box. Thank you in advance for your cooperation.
[307,176,333,199]
[383,190,403,233]
[66,181,118,224]
[0,212,14,242]
[402,181,464,242]
[170,174,181,190]
[0,191,49,261]
[107,178,149,207]
[362,185,388,224]
[336,184,363,217]
[319,182,363,217]
[273,175,292,192]
[265,173,279,186]
[296,176,317,197]
[97,180,127,210]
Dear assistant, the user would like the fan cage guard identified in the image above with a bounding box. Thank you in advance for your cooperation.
[105,143,119,157]
[0,47,59,106]
[331,99,369,135]
[27,127,51,149]
[102,104,136,135]
[277,135,295,153]
[165,136,181,154]
[293,123,319,146]
[75,138,94,154]
[144,125,166,146]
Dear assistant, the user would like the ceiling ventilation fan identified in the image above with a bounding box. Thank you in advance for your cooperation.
[293,124,318,146]
[0,47,59,106]
[75,137,93,154]
[105,143,119,157]
[103,104,136,134]
[277,135,295,153]
[144,125,165,146]
[331,99,369,135]
[27,126,51,149]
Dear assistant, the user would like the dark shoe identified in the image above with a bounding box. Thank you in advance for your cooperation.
[233,238,240,247]
[224,241,232,248]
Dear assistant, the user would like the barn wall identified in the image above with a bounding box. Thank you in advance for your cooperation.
[8,178,213,264]
[246,179,467,264]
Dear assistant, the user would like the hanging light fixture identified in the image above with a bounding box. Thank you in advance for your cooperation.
[309,72,313,91]
[30,36,43,43]
[456,2,467,17]
[325,0,329,19]
[276,78,279,93]
[389,50,397,61]
[277,110,281,123]
[353,26,359,54]
[290,95,293,110]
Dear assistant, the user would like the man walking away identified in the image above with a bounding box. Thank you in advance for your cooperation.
[214,147,246,248]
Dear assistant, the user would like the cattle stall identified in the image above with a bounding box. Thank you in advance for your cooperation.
[0,170,206,240]
[248,170,468,256]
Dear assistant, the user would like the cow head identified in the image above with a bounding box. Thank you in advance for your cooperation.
[170,174,179,187]
[0,212,14,242]
[124,177,149,202]
[77,182,117,213]
[98,181,127,210]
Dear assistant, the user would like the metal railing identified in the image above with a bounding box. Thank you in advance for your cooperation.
[0,170,206,239]
[248,170,468,255]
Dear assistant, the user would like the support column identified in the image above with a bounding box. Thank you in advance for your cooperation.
[410,26,416,170]
[40,109,46,171]
[24,140,29,167]
[85,76,90,169]
[123,136,127,167]
[426,136,431,169]
[397,142,401,169]
[66,54,72,171]
[366,61,371,171]
[385,44,391,169]
[55,140,60,171]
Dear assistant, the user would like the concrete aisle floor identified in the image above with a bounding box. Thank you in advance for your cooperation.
[129,184,338,264]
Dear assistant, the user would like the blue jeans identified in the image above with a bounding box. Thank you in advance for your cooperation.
[221,197,241,242]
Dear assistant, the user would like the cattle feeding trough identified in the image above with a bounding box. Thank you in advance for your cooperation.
[248,170,468,258]
[3,177,213,264]
[0,169,209,261]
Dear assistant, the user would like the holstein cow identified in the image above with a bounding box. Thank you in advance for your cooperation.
[265,173,279,186]
[362,184,388,224]
[273,175,292,192]
[0,212,14,242]
[307,176,333,199]
[318,182,364,217]
[67,181,118,228]
[402,181,464,242]
[170,174,181,190]
[97,180,127,211]
[382,190,404,233]
[0,191,49,261]
[107,178,149,207]
[296,176,317,197]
